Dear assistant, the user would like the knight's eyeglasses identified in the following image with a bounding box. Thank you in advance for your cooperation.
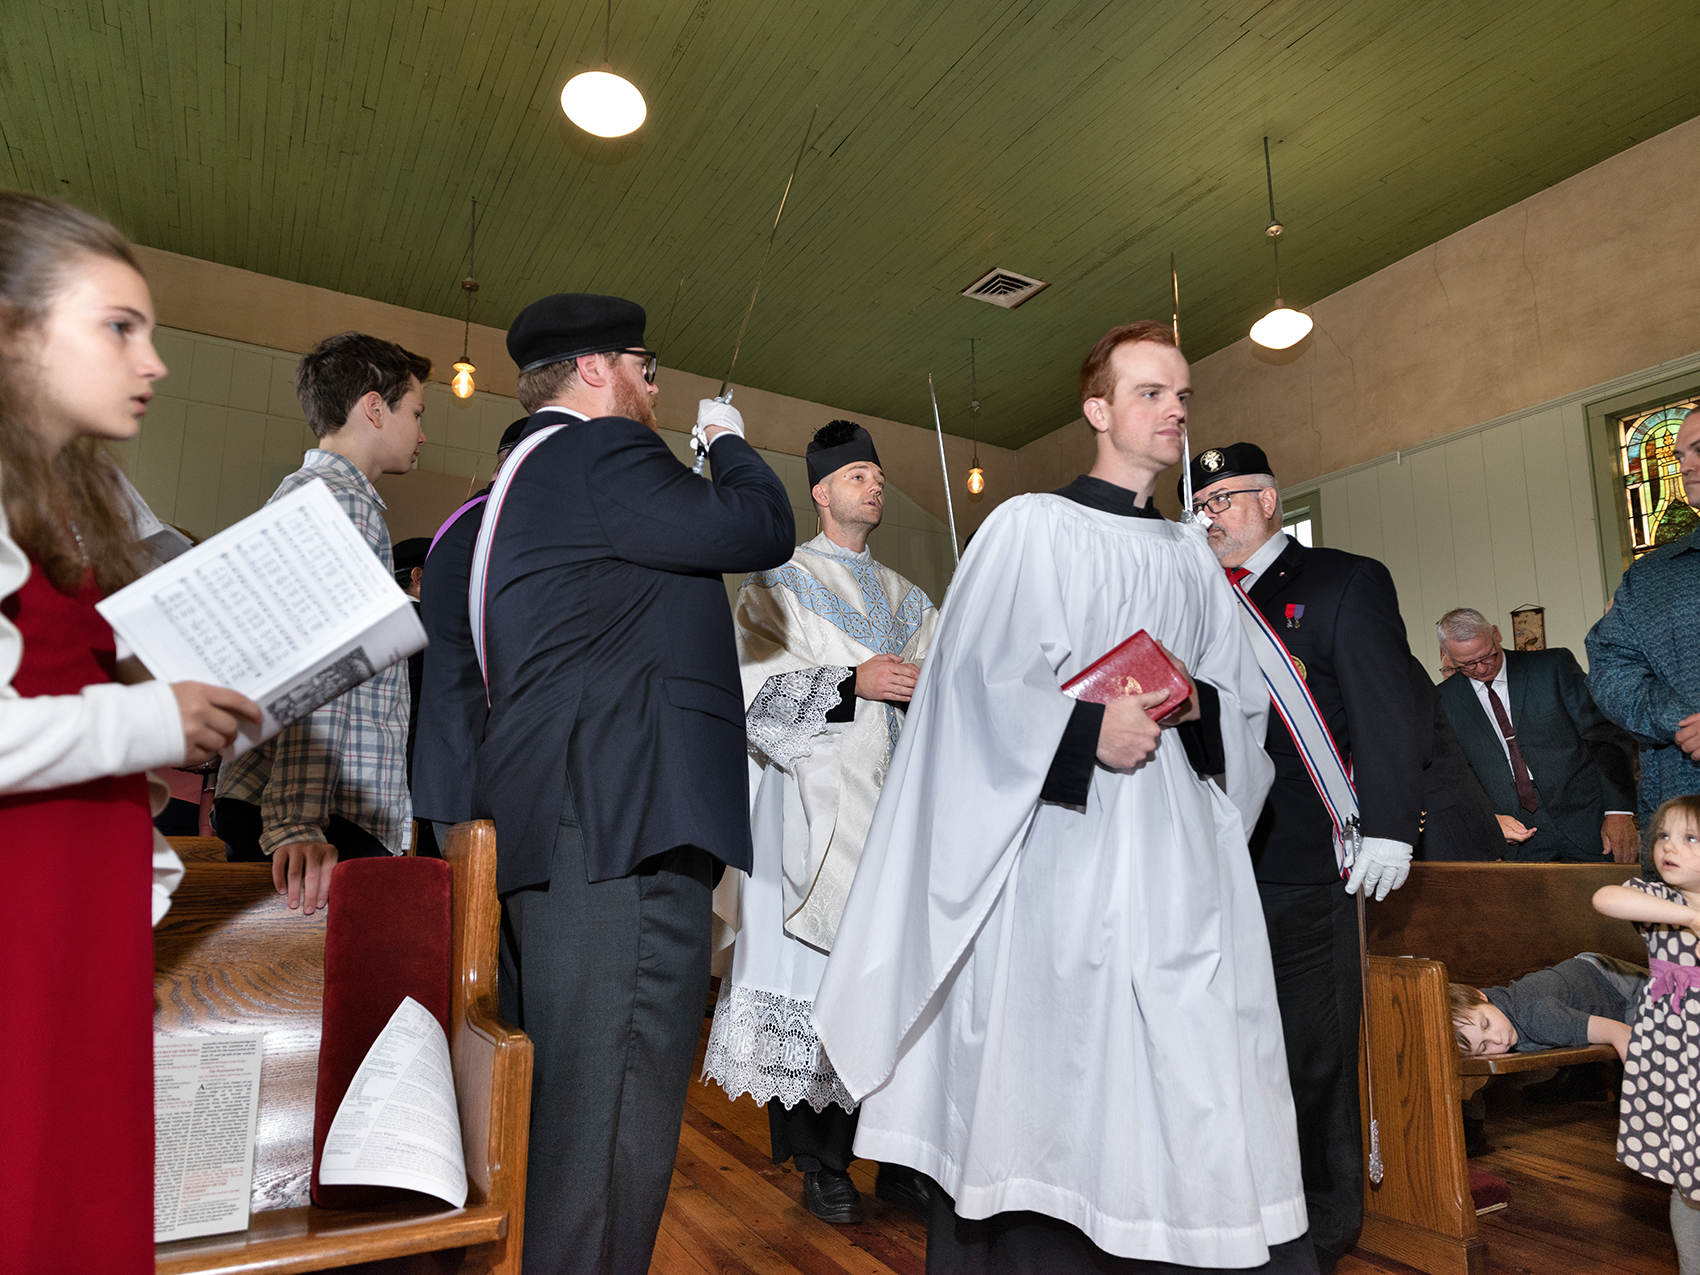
[1190,487,1262,516]
[611,348,659,384]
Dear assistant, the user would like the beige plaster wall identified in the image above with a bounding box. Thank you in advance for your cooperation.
[1183,113,1700,487]
[115,324,963,605]
[132,245,1015,545]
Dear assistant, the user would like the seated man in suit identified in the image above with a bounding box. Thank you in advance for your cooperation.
[1435,607,1638,863]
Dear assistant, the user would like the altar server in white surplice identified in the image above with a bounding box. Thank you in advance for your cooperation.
[702,420,939,1227]
[814,323,1316,1274]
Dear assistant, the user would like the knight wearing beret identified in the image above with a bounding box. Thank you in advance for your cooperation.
[701,420,938,1226]
[467,292,795,1274]
[1187,441,1425,1272]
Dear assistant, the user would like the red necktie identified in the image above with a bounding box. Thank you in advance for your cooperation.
[1485,682,1539,813]
[1226,567,1251,587]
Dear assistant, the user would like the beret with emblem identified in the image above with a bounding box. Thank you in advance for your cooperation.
[507,293,647,373]
[1179,441,1275,502]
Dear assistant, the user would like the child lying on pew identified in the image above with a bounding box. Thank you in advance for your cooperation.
[1450,954,1648,1060]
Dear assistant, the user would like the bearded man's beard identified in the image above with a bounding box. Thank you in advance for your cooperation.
[610,371,656,428]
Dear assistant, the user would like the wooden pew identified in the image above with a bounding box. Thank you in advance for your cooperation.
[1354,862,1645,1275]
[153,821,531,1274]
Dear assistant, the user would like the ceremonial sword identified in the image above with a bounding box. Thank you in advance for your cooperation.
[692,107,818,475]
[927,372,960,566]
[1173,253,1201,527]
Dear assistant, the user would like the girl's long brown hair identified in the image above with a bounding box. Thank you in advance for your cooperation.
[0,192,151,594]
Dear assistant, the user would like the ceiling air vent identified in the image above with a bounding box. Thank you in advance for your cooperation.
[961,267,1050,310]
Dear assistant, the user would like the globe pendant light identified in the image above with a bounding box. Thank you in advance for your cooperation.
[452,197,479,398]
[965,338,985,495]
[561,0,646,138]
[1249,137,1313,350]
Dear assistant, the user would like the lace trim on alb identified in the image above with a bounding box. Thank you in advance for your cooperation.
[701,983,856,1113]
[746,666,852,768]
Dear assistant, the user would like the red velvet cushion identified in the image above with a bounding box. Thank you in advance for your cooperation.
[310,855,453,1209]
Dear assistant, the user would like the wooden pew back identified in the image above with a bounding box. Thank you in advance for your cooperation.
[1366,862,1645,989]
[154,823,530,1274]
[1356,861,1647,1275]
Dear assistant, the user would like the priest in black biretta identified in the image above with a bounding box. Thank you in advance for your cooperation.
[474,287,795,1274]
[807,419,881,485]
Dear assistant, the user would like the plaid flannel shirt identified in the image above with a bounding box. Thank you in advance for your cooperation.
[217,450,411,854]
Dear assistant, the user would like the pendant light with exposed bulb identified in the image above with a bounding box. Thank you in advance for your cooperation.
[561,0,647,138]
[452,197,479,398]
[1249,137,1313,350]
[966,339,985,496]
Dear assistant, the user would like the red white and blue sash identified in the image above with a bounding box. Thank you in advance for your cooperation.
[1229,579,1360,874]
[468,423,569,691]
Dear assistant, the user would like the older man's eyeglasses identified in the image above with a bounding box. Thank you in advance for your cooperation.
[1451,651,1500,673]
[609,348,659,384]
[1190,487,1263,517]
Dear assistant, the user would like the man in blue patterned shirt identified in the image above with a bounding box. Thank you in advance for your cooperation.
[215,332,430,916]
[1587,409,1700,826]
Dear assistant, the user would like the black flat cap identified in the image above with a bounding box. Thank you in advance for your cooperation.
[392,536,431,573]
[1179,441,1274,502]
[807,420,882,486]
[507,293,646,374]
[497,417,531,452]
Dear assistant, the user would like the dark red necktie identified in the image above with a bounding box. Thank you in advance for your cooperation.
[1226,567,1251,587]
[1485,683,1539,813]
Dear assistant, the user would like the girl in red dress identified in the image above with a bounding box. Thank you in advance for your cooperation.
[0,193,259,1274]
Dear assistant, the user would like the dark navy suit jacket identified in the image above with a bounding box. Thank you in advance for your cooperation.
[1247,536,1425,883]
[1439,647,1637,863]
[473,412,794,894]
[411,488,492,828]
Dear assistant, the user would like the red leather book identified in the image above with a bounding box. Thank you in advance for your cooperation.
[1061,629,1193,723]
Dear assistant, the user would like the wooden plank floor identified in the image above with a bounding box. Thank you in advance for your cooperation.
[658,1035,1676,1274]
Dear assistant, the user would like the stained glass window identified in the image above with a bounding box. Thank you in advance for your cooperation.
[1616,396,1698,559]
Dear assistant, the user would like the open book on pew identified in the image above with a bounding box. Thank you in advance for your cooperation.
[98,478,425,758]
[154,998,466,1243]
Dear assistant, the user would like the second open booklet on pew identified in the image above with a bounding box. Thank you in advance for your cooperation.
[317,996,467,1208]
[96,478,425,758]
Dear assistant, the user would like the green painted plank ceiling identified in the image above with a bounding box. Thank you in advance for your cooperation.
[3,0,1698,448]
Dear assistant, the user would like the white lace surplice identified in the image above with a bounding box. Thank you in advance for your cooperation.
[702,535,935,1112]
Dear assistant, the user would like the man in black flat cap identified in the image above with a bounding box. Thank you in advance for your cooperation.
[411,418,532,849]
[471,293,794,1275]
[1187,442,1424,1273]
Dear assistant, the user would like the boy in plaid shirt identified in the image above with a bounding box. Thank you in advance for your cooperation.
[214,332,430,916]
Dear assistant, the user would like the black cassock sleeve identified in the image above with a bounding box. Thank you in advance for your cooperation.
[1040,684,1224,805]
[825,669,858,724]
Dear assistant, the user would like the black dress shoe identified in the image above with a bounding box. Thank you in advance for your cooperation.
[802,1167,863,1224]
[874,1162,931,1218]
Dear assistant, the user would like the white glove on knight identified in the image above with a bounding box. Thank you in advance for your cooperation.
[1344,836,1412,902]
[693,398,746,453]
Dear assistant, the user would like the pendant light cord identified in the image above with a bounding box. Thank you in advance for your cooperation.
[1263,136,1284,300]
[969,339,980,466]
[604,0,612,63]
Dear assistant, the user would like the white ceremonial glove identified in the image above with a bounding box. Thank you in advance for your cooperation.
[1345,836,1413,902]
[693,397,746,453]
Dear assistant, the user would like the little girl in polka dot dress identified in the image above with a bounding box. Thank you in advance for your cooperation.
[1594,795,1700,1275]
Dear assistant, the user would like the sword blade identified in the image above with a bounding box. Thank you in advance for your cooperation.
[717,106,818,398]
[928,373,961,566]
